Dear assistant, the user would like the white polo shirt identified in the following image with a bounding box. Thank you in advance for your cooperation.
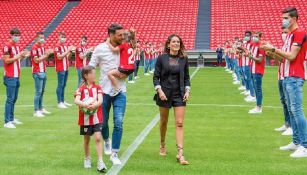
[89,42,126,96]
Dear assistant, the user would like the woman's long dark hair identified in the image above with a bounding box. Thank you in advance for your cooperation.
[164,34,187,58]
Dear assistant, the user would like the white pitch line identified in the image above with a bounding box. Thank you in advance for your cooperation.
[106,67,201,175]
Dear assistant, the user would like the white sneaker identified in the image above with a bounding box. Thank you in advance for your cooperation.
[64,101,72,107]
[58,102,68,109]
[144,73,150,76]
[128,80,135,84]
[280,142,300,151]
[11,119,22,125]
[134,76,139,79]
[282,127,293,136]
[238,86,246,91]
[245,96,256,103]
[104,139,112,155]
[275,125,287,132]
[4,122,16,129]
[244,91,251,96]
[33,111,45,118]
[233,81,240,85]
[84,157,92,169]
[290,146,307,158]
[40,108,51,114]
[149,71,154,74]
[97,160,107,172]
[240,90,247,95]
[110,153,122,165]
[248,107,262,114]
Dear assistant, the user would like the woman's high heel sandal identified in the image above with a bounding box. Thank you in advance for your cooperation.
[159,143,167,156]
[176,145,189,165]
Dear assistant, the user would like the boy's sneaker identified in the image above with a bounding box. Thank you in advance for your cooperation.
[64,101,72,107]
[280,142,299,151]
[144,73,150,76]
[248,107,262,114]
[238,86,246,91]
[11,119,22,125]
[34,111,45,118]
[110,153,122,165]
[58,102,68,109]
[134,76,139,79]
[290,146,307,158]
[128,80,135,84]
[97,160,107,172]
[245,95,256,102]
[84,157,92,169]
[4,122,16,129]
[275,124,287,132]
[282,127,293,136]
[40,108,51,115]
[104,139,112,155]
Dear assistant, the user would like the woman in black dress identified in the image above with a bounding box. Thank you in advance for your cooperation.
[153,34,190,165]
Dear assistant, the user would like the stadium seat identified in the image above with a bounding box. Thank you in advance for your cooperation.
[210,0,307,49]
[44,0,198,50]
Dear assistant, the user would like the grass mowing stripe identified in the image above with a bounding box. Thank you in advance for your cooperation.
[106,67,200,175]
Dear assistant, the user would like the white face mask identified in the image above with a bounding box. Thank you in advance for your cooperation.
[60,37,66,43]
[281,33,287,42]
[39,38,45,44]
[81,41,86,46]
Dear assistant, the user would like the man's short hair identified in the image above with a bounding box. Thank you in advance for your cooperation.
[81,35,87,40]
[282,7,299,20]
[59,31,66,36]
[108,23,124,35]
[254,30,262,38]
[10,28,21,35]
[36,31,44,37]
[245,30,252,35]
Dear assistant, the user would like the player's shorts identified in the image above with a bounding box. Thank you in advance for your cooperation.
[118,67,134,76]
[80,123,102,136]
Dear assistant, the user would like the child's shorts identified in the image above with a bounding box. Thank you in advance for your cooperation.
[80,123,102,136]
[118,67,134,76]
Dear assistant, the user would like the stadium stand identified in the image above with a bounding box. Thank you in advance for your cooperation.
[210,0,307,49]
[0,0,66,58]
[44,0,198,50]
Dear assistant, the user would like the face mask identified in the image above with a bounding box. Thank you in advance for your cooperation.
[252,37,259,43]
[60,37,66,43]
[281,33,287,42]
[12,36,20,43]
[244,36,250,41]
[39,38,45,44]
[243,40,247,44]
[282,19,290,28]
[81,41,86,46]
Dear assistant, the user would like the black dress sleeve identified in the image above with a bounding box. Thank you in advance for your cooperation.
[184,58,191,87]
[153,55,162,88]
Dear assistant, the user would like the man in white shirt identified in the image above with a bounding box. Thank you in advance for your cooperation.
[89,23,126,165]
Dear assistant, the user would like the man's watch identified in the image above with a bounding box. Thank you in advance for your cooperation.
[271,48,276,53]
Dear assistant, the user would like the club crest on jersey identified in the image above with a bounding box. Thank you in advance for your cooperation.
[3,46,8,53]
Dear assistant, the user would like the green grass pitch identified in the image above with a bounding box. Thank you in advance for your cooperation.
[0,66,307,175]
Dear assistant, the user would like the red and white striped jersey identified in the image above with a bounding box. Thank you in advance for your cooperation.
[75,45,89,69]
[250,42,266,75]
[2,41,21,78]
[31,43,46,74]
[283,28,307,80]
[54,43,69,72]
[76,84,103,126]
[242,41,252,66]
